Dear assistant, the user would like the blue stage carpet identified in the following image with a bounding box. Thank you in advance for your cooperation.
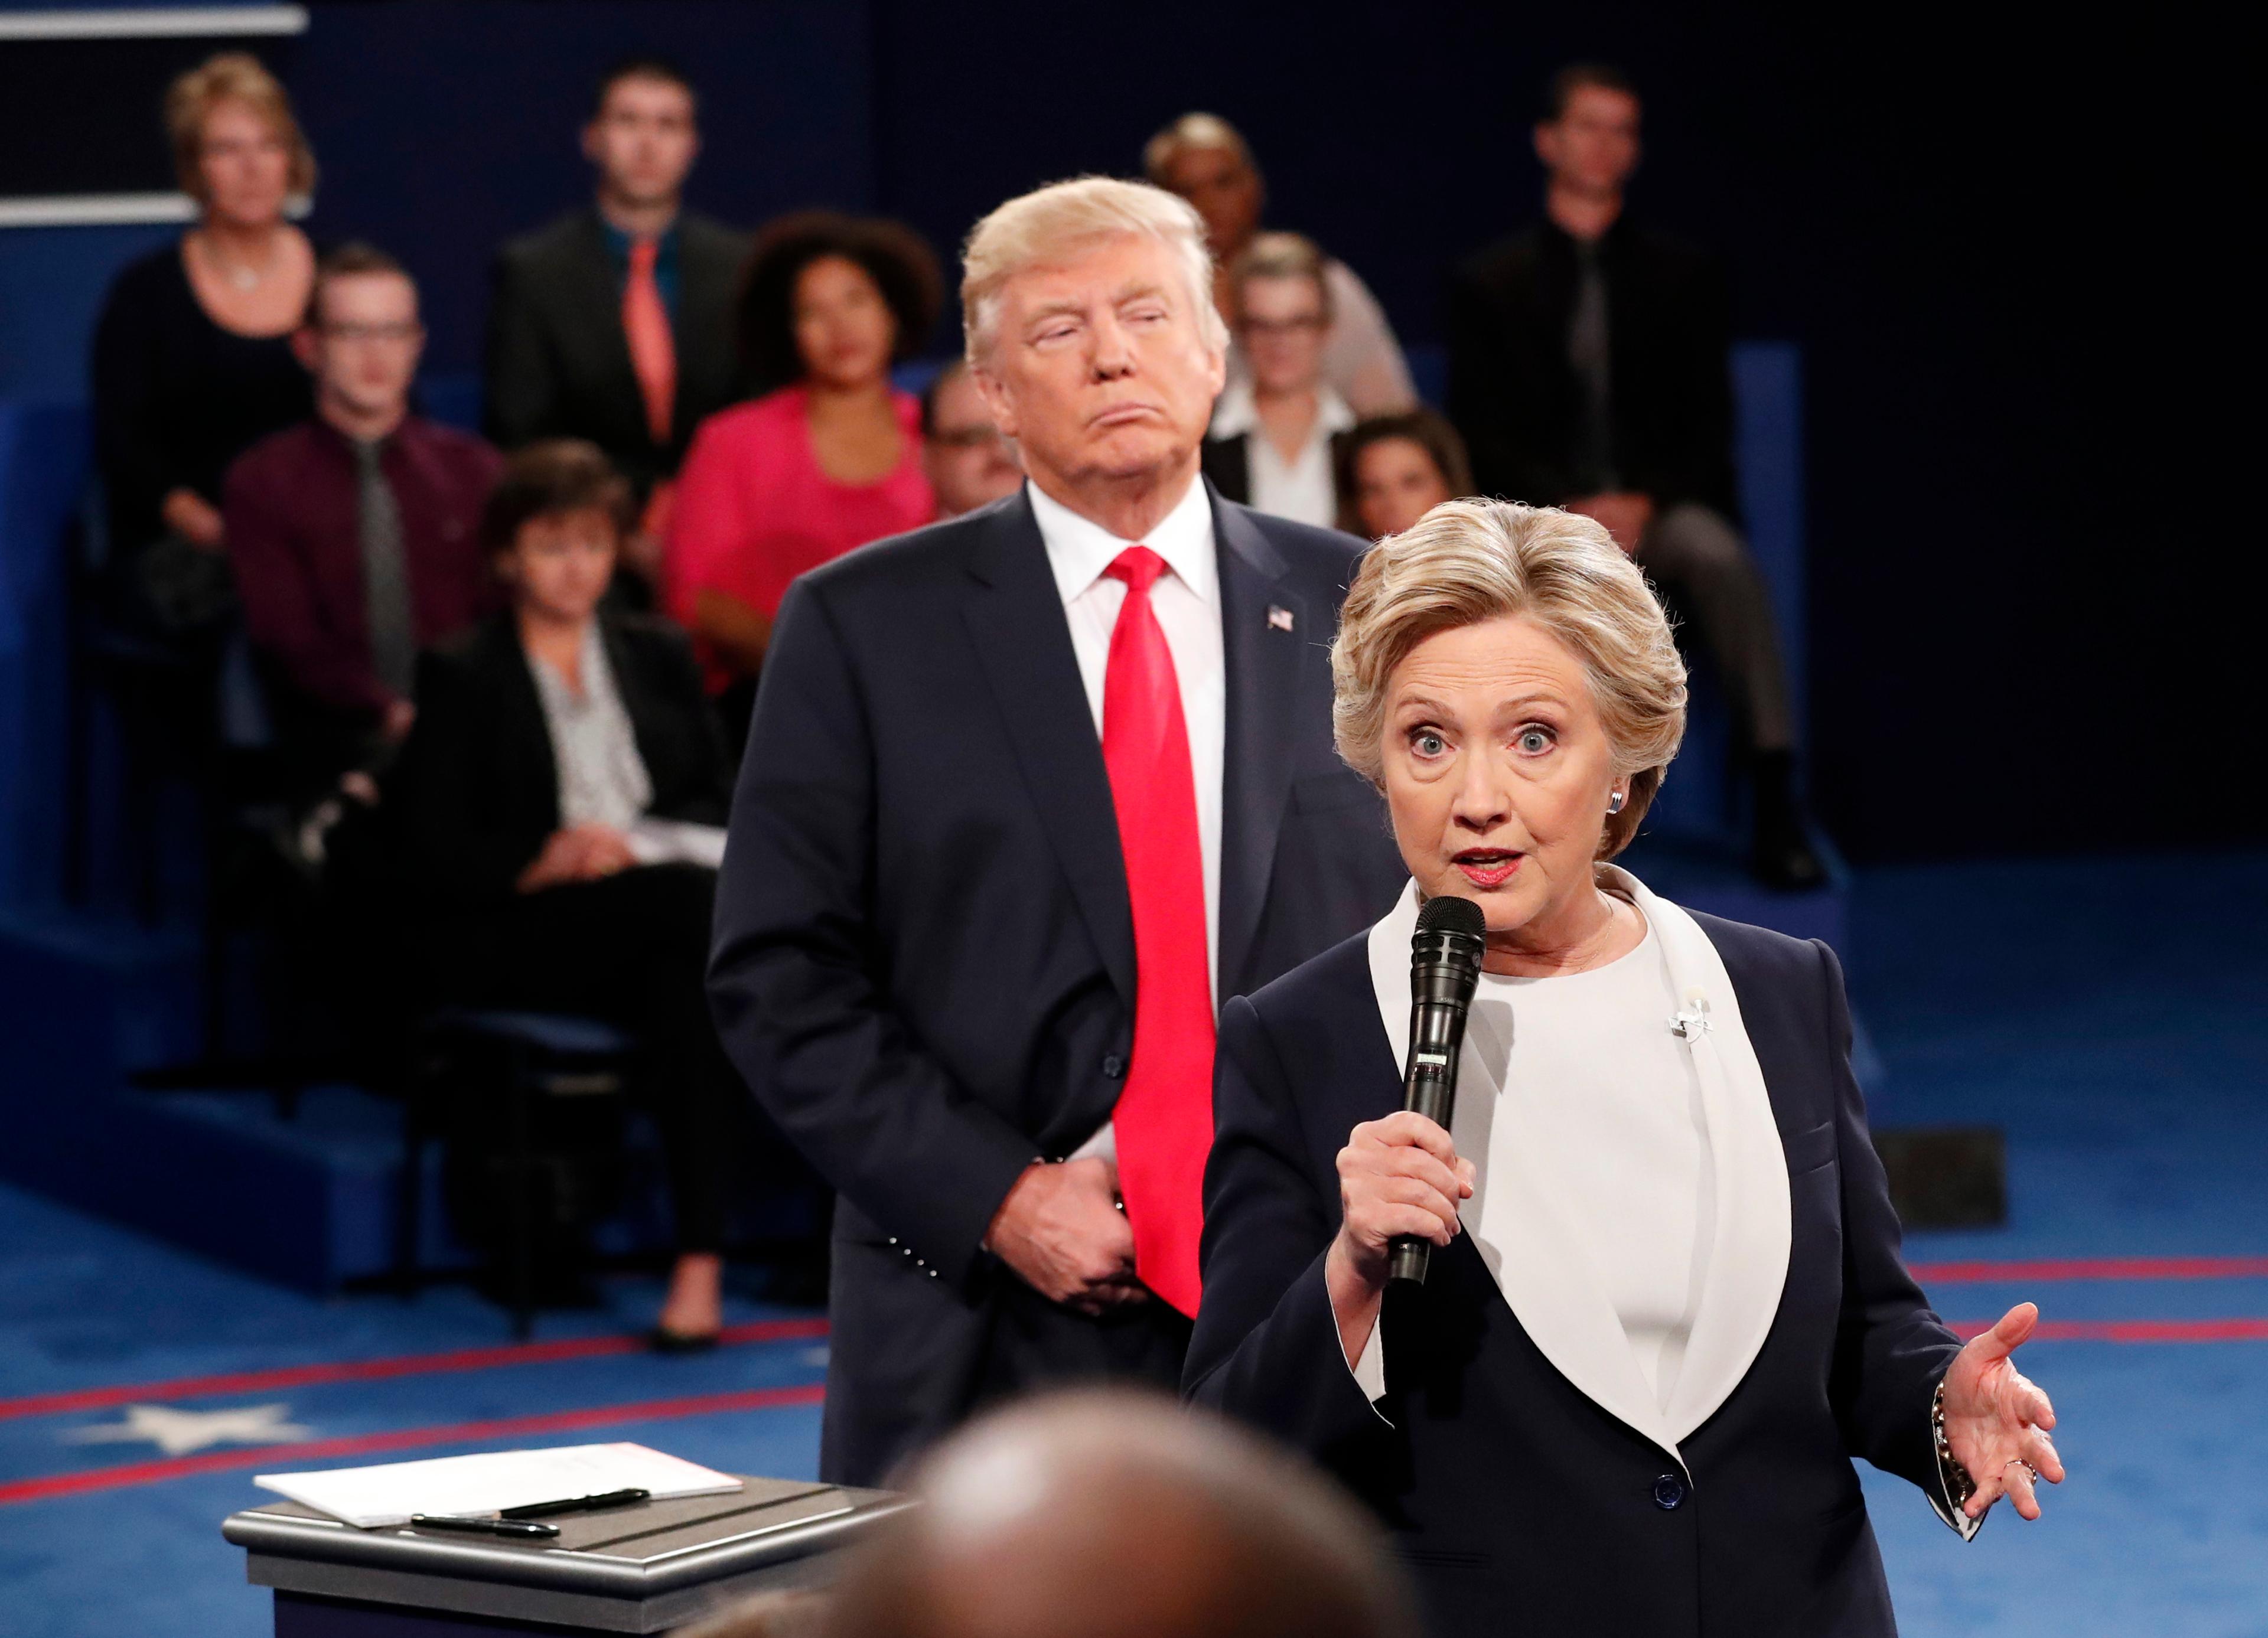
[2,850,2263,1637]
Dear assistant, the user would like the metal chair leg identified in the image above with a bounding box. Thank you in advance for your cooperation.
[507,1039,534,1341]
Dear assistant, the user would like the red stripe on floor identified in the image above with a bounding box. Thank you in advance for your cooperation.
[1912,1255,2268,1284]
[0,1317,828,1423]
[1946,1317,2268,1343]
[0,1381,827,1508]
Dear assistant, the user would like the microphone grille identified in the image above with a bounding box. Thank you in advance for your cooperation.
[1415,895,1486,938]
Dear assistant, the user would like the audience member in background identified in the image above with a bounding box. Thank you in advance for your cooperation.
[92,51,316,640]
[1333,409,1471,540]
[1145,112,1415,417]
[666,212,939,726]
[390,442,740,1347]
[823,1391,1415,1638]
[226,245,501,808]
[1446,64,1823,887]
[920,360,1022,520]
[485,57,748,582]
[1201,233,1354,530]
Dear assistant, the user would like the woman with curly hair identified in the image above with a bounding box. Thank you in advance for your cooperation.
[666,212,941,715]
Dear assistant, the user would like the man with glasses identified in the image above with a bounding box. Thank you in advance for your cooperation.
[920,360,1024,520]
[226,242,502,801]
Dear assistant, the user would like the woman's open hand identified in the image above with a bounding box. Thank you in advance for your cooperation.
[1942,1301,2066,1521]
[1323,1113,1474,1364]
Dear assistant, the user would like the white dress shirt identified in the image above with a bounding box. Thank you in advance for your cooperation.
[1207,380,1357,531]
[1027,474,1226,1164]
[528,622,652,830]
[1351,914,1713,1412]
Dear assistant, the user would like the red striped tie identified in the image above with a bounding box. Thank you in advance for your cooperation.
[1100,546,1213,1319]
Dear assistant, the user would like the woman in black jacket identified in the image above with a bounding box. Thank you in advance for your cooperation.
[392,440,739,1346]
[1185,500,2064,1636]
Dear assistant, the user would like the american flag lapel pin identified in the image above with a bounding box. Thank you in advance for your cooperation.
[1267,605,1296,633]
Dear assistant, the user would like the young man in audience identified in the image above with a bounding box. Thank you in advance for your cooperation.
[484,58,748,575]
[1446,64,1824,888]
[225,243,502,805]
[1145,112,1415,417]
[1201,233,1355,530]
[920,360,1022,520]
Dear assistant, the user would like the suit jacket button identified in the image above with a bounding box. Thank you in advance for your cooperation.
[1651,1473,1687,1511]
[1102,1055,1125,1079]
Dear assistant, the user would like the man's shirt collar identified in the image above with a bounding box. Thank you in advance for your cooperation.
[1028,472,1217,608]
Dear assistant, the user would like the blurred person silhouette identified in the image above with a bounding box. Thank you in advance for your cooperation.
[1145,113,1415,417]
[226,244,501,814]
[1333,410,1471,540]
[706,178,1402,1488]
[92,51,316,641]
[1446,64,1822,887]
[389,441,742,1347]
[1201,233,1354,530]
[825,1389,1415,1638]
[485,58,750,583]
[921,360,1022,520]
[666,212,940,731]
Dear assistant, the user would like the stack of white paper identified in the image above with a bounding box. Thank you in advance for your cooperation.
[254,1442,742,1529]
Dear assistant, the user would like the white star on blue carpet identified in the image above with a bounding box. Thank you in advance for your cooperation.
[63,1402,315,1457]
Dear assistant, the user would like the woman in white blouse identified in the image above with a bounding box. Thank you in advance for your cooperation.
[392,441,745,1347]
[1185,500,2063,1637]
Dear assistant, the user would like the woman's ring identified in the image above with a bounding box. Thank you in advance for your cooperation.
[2005,1458,2038,1480]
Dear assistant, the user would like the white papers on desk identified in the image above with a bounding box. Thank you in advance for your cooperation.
[627,818,729,870]
[254,1441,742,1529]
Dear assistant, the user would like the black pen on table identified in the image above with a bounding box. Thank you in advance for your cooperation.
[409,1486,651,1538]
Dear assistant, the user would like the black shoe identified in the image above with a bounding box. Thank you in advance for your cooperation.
[648,1325,721,1355]
[1749,751,1827,891]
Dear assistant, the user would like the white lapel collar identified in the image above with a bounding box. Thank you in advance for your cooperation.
[1601,867,1793,1444]
[1366,880,1687,1466]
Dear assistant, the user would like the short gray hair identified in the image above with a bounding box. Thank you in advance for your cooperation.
[960,175,1227,365]
[1332,500,1687,859]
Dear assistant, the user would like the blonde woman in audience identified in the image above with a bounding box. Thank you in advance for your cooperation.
[92,52,316,636]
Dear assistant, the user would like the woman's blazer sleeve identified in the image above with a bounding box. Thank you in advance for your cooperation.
[1818,938,1963,1491]
[1185,993,1387,1460]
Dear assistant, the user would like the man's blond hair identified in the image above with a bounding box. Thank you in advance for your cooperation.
[960,176,1226,364]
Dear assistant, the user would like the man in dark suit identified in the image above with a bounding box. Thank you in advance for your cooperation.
[484,59,748,544]
[708,177,1406,1486]
[1447,63,1824,889]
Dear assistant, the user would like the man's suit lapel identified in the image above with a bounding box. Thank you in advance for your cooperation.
[567,212,646,439]
[959,494,1136,1005]
[1213,490,1305,1003]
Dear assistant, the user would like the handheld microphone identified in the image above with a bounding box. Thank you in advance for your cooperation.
[1387,895,1487,1287]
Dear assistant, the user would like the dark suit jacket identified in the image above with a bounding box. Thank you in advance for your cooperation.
[1185,919,1959,1638]
[708,484,1407,1485]
[484,209,750,494]
[1446,218,1739,517]
[1200,430,1355,523]
[391,610,731,912]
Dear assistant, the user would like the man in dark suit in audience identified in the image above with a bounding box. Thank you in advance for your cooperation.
[1448,63,1824,888]
[708,177,1405,1487]
[484,58,748,572]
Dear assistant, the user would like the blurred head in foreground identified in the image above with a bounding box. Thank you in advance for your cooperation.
[825,1389,1414,1638]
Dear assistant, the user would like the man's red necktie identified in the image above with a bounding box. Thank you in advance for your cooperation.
[623,238,676,447]
[1100,546,1213,1319]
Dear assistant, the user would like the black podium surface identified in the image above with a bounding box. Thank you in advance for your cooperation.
[223,1475,912,1635]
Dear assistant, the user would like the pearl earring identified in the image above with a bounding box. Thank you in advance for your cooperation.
[1606,790,1627,815]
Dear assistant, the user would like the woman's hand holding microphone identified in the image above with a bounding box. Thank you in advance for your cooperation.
[1324,1112,1475,1368]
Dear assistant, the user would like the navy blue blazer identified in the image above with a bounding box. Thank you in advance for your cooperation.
[1185,913,1960,1638]
[709,482,1406,1485]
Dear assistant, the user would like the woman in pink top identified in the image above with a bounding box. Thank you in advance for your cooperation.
[668,213,941,703]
